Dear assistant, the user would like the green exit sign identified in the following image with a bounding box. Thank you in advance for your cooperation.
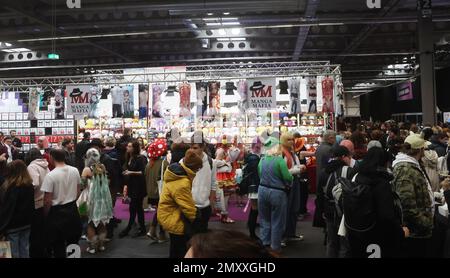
[48,53,60,59]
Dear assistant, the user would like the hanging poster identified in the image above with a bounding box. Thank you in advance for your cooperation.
[40,87,54,111]
[151,84,164,118]
[54,87,65,119]
[316,76,323,112]
[101,86,110,99]
[195,82,208,120]
[288,78,301,114]
[322,76,334,113]
[237,80,248,114]
[28,88,41,120]
[397,81,413,101]
[208,81,221,116]
[300,77,308,112]
[111,86,123,118]
[88,85,100,118]
[122,85,134,118]
[179,82,191,118]
[247,78,276,110]
[307,77,317,113]
[67,85,91,120]
[138,84,149,119]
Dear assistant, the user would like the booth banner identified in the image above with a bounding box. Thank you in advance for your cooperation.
[300,77,308,112]
[248,78,276,110]
[179,82,191,118]
[87,85,100,118]
[111,86,124,118]
[195,82,208,119]
[397,81,413,101]
[122,85,134,118]
[322,76,334,113]
[307,77,317,113]
[138,84,149,119]
[237,80,249,113]
[208,81,221,116]
[40,87,53,111]
[54,87,65,119]
[151,84,164,118]
[288,78,301,114]
[28,88,41,120]
[67,85,91,120]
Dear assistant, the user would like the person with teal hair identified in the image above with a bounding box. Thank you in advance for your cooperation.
[81,148,113,254]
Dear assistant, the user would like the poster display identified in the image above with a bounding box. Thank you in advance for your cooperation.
[111,86,123,118]
[247,78,276,110]
[40,87,53,111]
[288,78,300,114]
[237,80,249,114]
[300,77,308,112]
[195,82,208,120]
[397,81,413,101]
[138,84,149,119]
[88,86,100,118]
[322,76,334,113]
[67,85,91,120]
[122,85,134,118]
[307,77,317,113]
[54,87,65,119]
[179,82,191,118]
[28,88,41,120]
[151,84,164,118]
[208,81,221,117]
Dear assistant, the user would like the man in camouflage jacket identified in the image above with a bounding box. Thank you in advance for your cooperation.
[392,134,434,257]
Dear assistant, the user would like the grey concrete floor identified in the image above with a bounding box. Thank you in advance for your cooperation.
[80,219,326,258]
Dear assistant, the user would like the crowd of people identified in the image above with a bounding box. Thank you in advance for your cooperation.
[0,119,450,258]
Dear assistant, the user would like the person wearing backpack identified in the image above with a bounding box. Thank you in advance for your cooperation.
[317,145,355,258]
[345,147,408,258]
[392,134,434,258]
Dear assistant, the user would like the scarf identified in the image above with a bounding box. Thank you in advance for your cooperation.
[282,147,294,169]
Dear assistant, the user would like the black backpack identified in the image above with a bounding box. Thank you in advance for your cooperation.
[341,173,376,232]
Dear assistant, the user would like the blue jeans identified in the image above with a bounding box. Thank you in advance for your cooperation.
[7,228,30,258]
[258,186,287,252]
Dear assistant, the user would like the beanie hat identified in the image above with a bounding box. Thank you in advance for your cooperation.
[183,149,203,172]
[148,139,167,159]
[367,140,382,150]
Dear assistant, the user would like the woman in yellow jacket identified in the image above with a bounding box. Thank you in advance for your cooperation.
[158,149,203,258]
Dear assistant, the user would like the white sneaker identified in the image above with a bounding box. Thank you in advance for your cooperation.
[98,245,106,252]
[86,247,96,254]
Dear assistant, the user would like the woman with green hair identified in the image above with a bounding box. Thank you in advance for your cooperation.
[81,148,113,254]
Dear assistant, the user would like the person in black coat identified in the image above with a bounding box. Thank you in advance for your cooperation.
[347,147,407,258]
[75,132,91,174]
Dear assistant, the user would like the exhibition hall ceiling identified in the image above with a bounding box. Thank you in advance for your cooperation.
[1,0,450,93]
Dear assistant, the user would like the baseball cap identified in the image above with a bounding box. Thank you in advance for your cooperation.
[404,134,426,150]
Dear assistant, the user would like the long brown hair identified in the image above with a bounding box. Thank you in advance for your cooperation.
[1,160,33,192]
[124,140,141,168]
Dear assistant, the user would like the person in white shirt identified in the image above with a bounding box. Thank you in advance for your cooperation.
[180,131,217,232]
[41,149,82,258]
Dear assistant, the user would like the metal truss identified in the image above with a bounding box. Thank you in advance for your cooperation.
[0,61,340,89]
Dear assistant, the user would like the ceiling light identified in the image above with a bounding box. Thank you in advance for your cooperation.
[222,17,238,21]
[222,22,240,26]
[203,17,221,21]
[2,48,31,53]
[5,43,12,47]
[207,13,214,16]
[217,38,230,41]
[230,37,246,41]
[223,12,230,15]
[205,22,221,26]
[218,29,227,35]
[231,28,241,35]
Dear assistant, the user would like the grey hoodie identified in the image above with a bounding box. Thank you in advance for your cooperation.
[27,159,50,209]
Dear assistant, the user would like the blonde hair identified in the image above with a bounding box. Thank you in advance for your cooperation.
[265,144,282,156]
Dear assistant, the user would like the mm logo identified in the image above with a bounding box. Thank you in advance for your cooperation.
[67,0,81,9]
[70,88,89,103]
[251,86,273,98]
[367,0,381,9]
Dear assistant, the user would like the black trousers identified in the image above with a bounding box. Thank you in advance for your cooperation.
[30,208,47,258]
[298,180,309,215]
[402,238,432,258]
[113,104,123,117]
[197,206,212,233]
[169,234,189,258]
[127,196,145,230]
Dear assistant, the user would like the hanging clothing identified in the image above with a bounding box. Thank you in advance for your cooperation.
[322,76,335,113]
[179,83,191,117]
[289,78,301,114]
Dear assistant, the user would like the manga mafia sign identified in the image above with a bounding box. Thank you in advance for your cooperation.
[67,0,81,9]
[67,86,91,119]
[247,78,276,109]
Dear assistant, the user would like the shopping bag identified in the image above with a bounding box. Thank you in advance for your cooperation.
[0,241,12,259]
[76,187,89,216]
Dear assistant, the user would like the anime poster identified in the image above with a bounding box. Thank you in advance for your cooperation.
[111,86,123,118]
[138,84,149,119]
[208,81,220,117]
[87,85,100,118]
[179,82,191,118]
[122,85,134,118]
[195,82,208,120]
[28,88,40,120]
[300,77,308,112]
[322,76,334,113]
[151,84,164,118]
[288,78,301,114]
[54,87,65,119]
[40,87,53,111]
[307,77,317,113]
[237,80,248,114]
